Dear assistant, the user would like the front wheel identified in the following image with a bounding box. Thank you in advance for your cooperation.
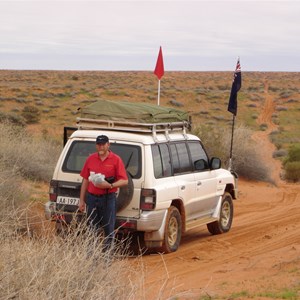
[160,206,182,253]
[207,192,233,235]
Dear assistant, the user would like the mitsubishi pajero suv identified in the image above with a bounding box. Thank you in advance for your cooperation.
[45,102,238,253]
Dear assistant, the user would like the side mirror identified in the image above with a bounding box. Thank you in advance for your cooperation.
[210,157,221,170]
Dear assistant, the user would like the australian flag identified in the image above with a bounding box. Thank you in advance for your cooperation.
[228,58,241,116]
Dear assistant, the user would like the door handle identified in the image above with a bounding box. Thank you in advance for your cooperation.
[181,186,185,190]
[197,181,202,186]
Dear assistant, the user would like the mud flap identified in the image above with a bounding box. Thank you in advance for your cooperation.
[212,196,222,219]
[144,210,168,248]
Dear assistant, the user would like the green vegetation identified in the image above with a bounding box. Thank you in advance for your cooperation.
[258,287,300,299]
[21,105,41,124]
[1,70,299,182]
[0,70,299,157]
[284,145,300,182]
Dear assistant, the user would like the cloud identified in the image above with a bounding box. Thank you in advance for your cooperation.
[0,1,299,71]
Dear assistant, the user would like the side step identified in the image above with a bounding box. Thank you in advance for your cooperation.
[185,216,216,231]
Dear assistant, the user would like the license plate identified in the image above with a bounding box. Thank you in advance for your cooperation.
[56,196,79,206]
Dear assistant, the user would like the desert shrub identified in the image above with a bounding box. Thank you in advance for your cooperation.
[284,161,300,182]
[247,103,257,108]
[192,124,272,182]
[283,145,300,182]
[268,85,280,92]
[276,106,288,112]
[272,149,288,158]
[0,122,61,181]
[168,99,184,107]
[21,105,41,124]
[285,145,300,162]
[260,123,268,131]
[0,111,26,126]
[0,162,28,222]
[279,91,293,98]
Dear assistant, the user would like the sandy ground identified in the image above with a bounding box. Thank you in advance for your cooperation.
[138,78,300,299]
[140,179,300,299]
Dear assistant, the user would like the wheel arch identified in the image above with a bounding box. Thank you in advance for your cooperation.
[225,183,238,200]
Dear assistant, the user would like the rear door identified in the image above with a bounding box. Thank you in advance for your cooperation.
[169,142,197,219]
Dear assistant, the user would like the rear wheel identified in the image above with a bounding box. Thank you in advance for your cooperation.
[160,206,182,253]
[207,192,233,235]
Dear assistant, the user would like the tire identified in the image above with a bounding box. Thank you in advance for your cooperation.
[116,171,134,212]
[207,192,233,235]
[160,206,182,253]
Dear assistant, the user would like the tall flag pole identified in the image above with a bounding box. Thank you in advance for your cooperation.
[154,46,164,106]
[228,57,241,171]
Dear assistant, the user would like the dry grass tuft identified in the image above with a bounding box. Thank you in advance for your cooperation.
[0,212,145,299]
[0,122,61,182]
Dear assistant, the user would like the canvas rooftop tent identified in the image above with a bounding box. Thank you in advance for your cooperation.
[79,99,189,124]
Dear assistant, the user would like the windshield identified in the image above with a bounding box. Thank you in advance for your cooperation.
[62,140,142,179]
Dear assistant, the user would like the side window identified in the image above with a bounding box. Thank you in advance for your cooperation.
[160,144,172,177]
[151,144,172,178]
[170,142,192,174]
[169,144,180,174]
[152,145,163,178]
[188,141,209,170]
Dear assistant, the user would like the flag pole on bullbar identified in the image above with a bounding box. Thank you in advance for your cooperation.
[227,57,241,171]
[154,46,164,106]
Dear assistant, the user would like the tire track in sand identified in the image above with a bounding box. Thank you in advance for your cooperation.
[252,76,282,184]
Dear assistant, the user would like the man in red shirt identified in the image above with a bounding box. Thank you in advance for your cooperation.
[79,135,128,249]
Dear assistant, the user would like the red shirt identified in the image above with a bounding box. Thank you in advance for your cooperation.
[80,151,127,195]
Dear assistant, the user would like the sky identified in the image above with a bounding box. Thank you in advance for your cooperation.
[0,0,300,72]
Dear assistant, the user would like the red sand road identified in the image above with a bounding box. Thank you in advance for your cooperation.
[140,179,300,299]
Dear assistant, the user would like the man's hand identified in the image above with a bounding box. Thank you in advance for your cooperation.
[79,178,89,212]
[78,199,86,212]
[94,181,111,189]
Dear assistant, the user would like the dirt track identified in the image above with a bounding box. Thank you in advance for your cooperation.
[140,77,300,299]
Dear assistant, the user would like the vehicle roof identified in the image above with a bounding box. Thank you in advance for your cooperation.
[70,129,200,144]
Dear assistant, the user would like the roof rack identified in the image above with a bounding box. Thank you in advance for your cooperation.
[76,117,191,141]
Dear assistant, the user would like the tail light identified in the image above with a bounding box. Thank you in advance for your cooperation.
[49,180,58,201]
[140,188,156,210]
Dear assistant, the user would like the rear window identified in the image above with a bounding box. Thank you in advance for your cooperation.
[62,141,142,179]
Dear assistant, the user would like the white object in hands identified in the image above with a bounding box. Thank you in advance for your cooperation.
[88,172,105,185]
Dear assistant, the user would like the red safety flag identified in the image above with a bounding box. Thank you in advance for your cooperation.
[154,46,164,80]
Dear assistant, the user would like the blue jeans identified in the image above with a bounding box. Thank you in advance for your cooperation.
[86,192,116,249]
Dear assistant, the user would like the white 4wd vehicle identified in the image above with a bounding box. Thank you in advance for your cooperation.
[45,117,238,253]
